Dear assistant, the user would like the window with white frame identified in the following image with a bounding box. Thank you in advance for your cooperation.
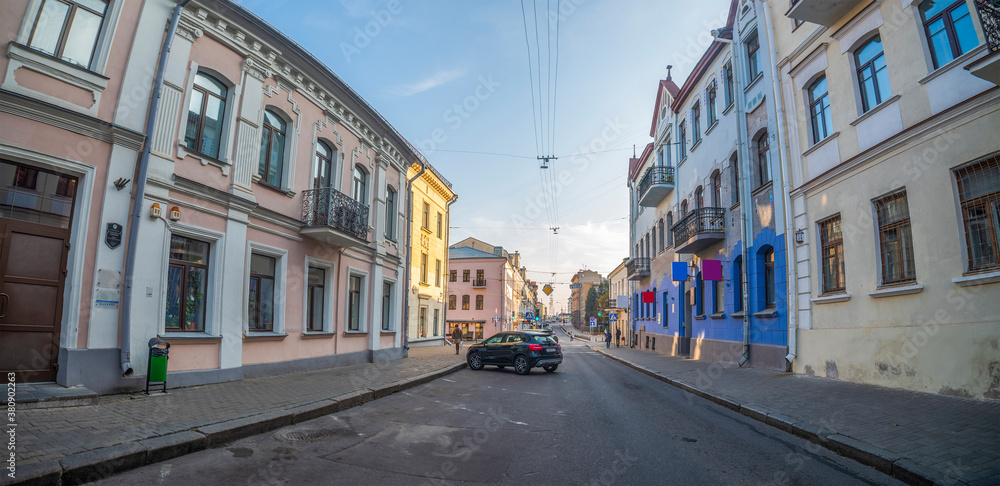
[707,81,718,126]
[185,72,228,159]
[347,273,365,331]
[27,0,108,68]
[382,281,394,331]
[808,76,833,144]
[756,130,771,188]
[258,109,287,187]
[314,141,334,189]
[248,254,277,332]
[724,62,734,107]
[306,266,326,332]
[692,102,702,144]
[385,186,396,240]
[435,259,442,287]
[746,31,761,80]
[166,234,210,332]
[352,164,368,203]
[420,252,428,284]
[679,121,687,160]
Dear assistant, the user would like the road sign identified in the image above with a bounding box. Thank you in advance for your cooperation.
[609,312,618,322]
[589,317,596,326]
[525,312,534,320]
[569,283,582,289]
[542,284,553,295]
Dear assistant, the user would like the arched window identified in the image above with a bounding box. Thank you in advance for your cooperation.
[711,171,721,207]
[681,199,688,216]
[695,186,704,210]
[385,186,396,240]
[658,218,665,252]
[764,248,775,309]
[855,35,890,113]
[808,76,832,144]
[756,130,771,187]
[666,212,673,246]
[352,164,368,203]
[314,141,334,189]
[733,255,743,312]
[258,110,286,186]
[650,227,656,256]
[185,72,227,159]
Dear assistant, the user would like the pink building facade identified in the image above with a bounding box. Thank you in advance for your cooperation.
[446,246,509,341]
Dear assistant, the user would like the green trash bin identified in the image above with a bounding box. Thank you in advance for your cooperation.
[145,338,170,395]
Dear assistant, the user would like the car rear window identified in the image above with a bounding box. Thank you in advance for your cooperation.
[532,335,557,345]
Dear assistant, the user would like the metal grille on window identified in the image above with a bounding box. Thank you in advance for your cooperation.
[955,155,1000,272]
[874,190,916,285]
[819,215,845,293]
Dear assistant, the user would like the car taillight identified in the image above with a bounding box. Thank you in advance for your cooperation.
[528,344,543,351]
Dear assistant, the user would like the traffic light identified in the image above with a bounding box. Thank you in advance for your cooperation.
[597,312,602,317]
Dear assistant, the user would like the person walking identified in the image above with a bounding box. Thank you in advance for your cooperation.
[615,328,621,348]
[451,325,463,355]
[604,329,612,348]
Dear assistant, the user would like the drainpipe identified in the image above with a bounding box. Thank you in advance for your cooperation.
[120,0,192,378]
[711,27,752,368]
[441,193,458,341]
[761,1,797,368]
[402,160,425,350]
[627,179,635,346]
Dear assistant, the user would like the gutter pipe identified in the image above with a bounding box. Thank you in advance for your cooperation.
[120,0,192,377]
[402,161,426,350]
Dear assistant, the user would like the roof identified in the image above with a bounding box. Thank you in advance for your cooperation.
[649,79,681,137]
[449,246,506,260]
[628,143,654,182]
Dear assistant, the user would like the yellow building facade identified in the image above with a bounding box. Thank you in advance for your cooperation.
[406,163,457,346]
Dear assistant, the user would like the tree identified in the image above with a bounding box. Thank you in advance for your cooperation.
[585,286,599,326]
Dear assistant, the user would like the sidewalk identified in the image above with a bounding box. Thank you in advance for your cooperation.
[592,345,999,486]
[4,346,465,486]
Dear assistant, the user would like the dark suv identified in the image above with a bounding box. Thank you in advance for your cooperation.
[466,331,562,374]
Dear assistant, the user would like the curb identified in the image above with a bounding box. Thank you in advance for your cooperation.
[591,347,953,486]
[3,361,467,486]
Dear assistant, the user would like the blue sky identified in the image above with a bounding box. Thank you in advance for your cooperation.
[235,0,732,312]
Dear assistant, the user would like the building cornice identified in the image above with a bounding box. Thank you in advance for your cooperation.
[0,89,145,151]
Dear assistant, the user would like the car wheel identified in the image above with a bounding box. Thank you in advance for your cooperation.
[543,364,558,373]
[514,355,530,375]
[468,353,484,370]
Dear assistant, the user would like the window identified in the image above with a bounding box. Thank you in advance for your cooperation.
[420,253,428,284]
[819,215,846,293]
[715,279,724,314]
[314,141,334,189]
[679,122,687,160]
[695,186,704,210]
[382,281,393,331]
[248,254,276,332]
[352,164,367,203]
[306,267,325,332]
[433,309,440,336]
[733,256,743,312]
[449,295,456,310]
[920,0,978,69]
[681,199,688,216]
[417,306,426,337]
[856,35,891,113]
[732,155,741,205]
[476,295,484,310]
[724,62,734,107]
[666,212,673,246]
[875,190,916,285]
[28,0,108,68]
[422,201,430,230]
[476,269,485,285]
[258,110,286,187]
[657,148,664,165]
[462,295,470,310]
[692,102,702,144]
[712,171,722,207]
[764,249,775,309]
[756,131,771,187]
[650,227,656,256]
[435,259,442,286]
[436,212,443,238]
[746,31,761,80]
[695,272,704,316]
[955,157,1000,272]
[463,269,470,282]
[185,72,227,159]
[165,235,209,332]
[450,270,457,282]
[385,187,396,240]
[808,76,833,144]
[658,218,665,252]
[707,81,718,126]
[347,274,363,331]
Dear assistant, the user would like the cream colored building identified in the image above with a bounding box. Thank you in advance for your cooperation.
[607,260,630,347]
[406,163,456,346]
[773,0,1000,398]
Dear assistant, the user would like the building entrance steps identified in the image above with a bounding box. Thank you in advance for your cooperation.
[591,345,1000,486]
[13,384,98,410]
[3,345,465,486]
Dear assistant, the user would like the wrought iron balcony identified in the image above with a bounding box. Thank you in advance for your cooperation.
[637,166,675,207]
[300,187,369,247]
[970,0,1000,85]
[671,207,726,254]
[786,0,863,27]
[626,257,650,281]
[472,278,487,288]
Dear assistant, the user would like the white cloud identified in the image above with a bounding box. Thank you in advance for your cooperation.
[391,69,467,96]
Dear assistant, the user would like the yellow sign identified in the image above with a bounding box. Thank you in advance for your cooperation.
[542,284,553,295]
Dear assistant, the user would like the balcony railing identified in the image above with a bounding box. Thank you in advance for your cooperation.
[301,187,369,242]
[976,0,1000,52]
[637,166,675,207]
[472,278,487,288]
[626,257,650,281]
[671,207,726,254]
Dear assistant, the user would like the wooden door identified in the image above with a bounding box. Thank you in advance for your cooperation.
[0,220,69,383]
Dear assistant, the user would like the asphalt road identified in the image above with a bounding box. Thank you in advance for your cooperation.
[92,328,904,485]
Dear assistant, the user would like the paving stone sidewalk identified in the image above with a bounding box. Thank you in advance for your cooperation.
[594,345,999,486]
[4,346,464,485]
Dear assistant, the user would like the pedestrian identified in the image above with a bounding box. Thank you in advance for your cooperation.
[451,326,463,355]
[604,329,611,348]
[615,328,621,348]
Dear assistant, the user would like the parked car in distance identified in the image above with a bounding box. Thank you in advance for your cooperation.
[466,331,562,375]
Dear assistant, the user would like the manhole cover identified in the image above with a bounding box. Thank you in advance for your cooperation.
[274,428,337,442]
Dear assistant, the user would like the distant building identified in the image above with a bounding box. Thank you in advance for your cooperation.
[570,269,603,327]
[448,237,534,339]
